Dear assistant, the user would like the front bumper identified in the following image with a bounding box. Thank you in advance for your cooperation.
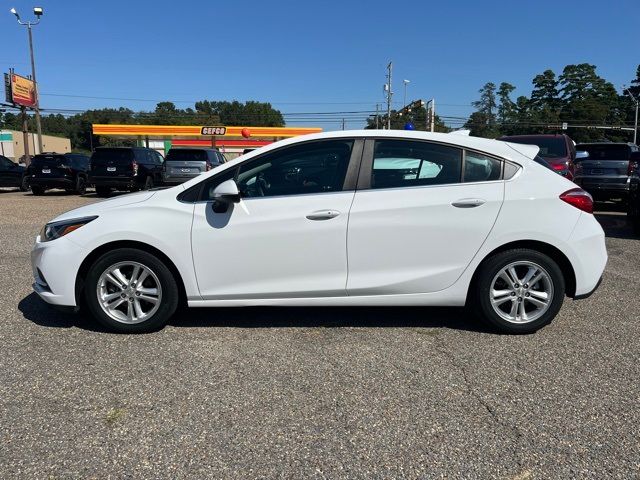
[31,235,86,307]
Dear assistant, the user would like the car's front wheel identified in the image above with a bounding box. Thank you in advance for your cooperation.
[472,249,565,334]
[84,248,179,333]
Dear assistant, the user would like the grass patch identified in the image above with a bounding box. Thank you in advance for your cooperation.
[105,407,126,426]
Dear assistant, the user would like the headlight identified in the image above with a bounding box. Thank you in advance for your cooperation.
[39,216,98,242]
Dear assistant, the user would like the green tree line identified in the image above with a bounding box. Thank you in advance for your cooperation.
[0,100,285,152]
[465,63,640,142]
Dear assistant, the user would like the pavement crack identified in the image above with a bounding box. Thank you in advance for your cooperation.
[430,334,526,470]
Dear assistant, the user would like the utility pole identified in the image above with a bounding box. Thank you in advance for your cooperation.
[21,106,30,164]
[385,62,393,129]
[11,7,44,154]
[430,98,435,133]
[624,86,639,144]
[375,104,380,129]
[341,118,345,130]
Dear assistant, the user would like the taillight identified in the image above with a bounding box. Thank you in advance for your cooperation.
[551,163,565,171]
[560,188,593,214]
[132,161,138,174]
[627,161,637,176]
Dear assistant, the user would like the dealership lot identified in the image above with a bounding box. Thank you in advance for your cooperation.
[1,189,639,478]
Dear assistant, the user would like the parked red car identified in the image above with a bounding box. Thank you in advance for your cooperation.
[499,134,576,180]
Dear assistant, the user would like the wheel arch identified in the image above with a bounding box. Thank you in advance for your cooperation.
[75,240,188,308]
[467,240,577,302]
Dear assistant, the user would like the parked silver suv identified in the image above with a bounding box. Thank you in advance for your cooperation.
[573,142,640,203]
[162,148,226,185]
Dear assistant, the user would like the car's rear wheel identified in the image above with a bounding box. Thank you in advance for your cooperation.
[143,176,154,190]
[95,186,111,197]
[19,175,29,192]
[75,176,87,195]
[84,248,179,333]
[31,185,45,196]
[472,249,565,334]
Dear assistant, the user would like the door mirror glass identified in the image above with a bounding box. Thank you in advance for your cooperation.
[575,151,589,161]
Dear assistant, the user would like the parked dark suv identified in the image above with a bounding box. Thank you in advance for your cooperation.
[162,148,225,185]
[573,142,639,203]
[90,147,164,197]
[0,155,28,191]
[28,153,91,195]
[499,134,576,179]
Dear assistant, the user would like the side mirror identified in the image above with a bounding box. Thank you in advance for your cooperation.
[575,151,589,161]
[211,179,240,213]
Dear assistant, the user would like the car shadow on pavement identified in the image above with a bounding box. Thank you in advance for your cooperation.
[18,292,492,334]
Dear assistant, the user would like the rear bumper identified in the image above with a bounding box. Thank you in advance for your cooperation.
[29,177,74,188]
[574,275,603,300]
[567,213,607,297]
[90,176,138,189]
[574,178,629,198]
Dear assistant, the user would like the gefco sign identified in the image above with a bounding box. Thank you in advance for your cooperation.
[201,126,227,136]
[5,73,36,108]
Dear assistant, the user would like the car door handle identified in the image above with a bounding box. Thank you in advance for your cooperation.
[306,210,341,221]
[451,198,486,208]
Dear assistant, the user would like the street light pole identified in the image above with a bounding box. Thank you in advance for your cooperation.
[10,7,44,154]
[385,62,393,129]
[624,86,639,144]
[403,79,410,108]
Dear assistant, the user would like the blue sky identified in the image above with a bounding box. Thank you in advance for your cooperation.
[2,0,639,130]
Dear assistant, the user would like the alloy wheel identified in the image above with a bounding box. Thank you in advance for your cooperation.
[489,261,554,324]
[96,261,162,324]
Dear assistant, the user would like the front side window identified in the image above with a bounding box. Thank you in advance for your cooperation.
[464,151,502,182]
[236,139,353,198]
[371,140,462,189]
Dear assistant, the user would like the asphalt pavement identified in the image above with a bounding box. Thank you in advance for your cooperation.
[0,188,638,479]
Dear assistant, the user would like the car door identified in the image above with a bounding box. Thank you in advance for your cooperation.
[190,138,362,300]
[346,138,505,296]
[0,156,21,186]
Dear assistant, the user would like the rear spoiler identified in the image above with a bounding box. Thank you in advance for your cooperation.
[503,142,540,160]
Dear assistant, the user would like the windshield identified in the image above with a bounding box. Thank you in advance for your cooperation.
[32,155,69,166]
[505,136,567,159]
[575,144,631,161]
[166,149,208,162]
[91,149,134,165]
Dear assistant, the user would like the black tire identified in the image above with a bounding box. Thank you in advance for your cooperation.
[19,175,29,192]
[471,248,565,334]
[75,176,87,195]
[84,248,179,333]
[31,185,45,196]
[142,176,154,190]
[95,186,111,197]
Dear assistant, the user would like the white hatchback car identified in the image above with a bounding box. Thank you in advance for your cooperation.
[31,131,606,334]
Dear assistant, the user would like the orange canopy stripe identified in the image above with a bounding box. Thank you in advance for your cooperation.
[92,124,322,137]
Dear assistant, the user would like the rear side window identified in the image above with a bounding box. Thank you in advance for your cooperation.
[166,149,208,162]
[576,144,631,160]
[464,151,502,182]
[371,140,462,189]
[91,149,134,165]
